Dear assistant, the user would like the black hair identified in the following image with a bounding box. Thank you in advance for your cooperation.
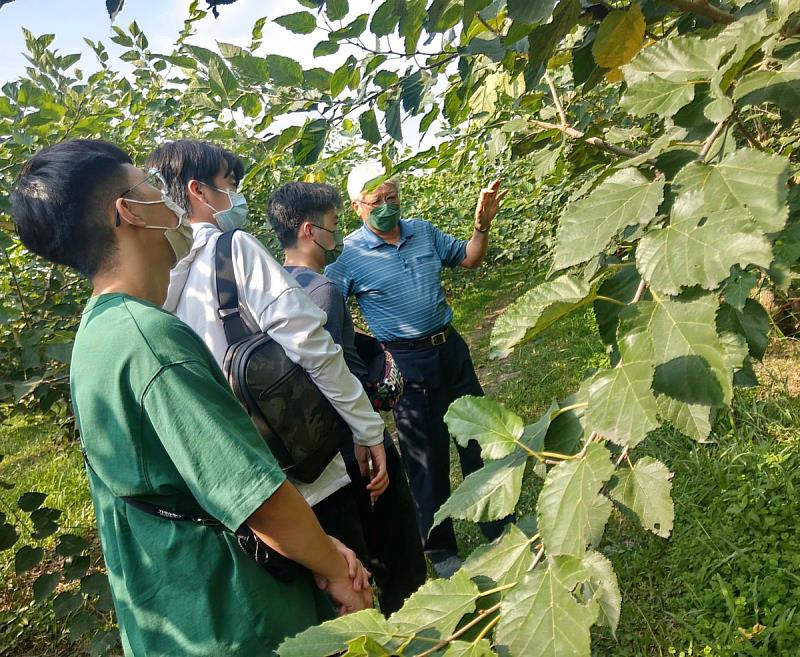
[267,182,342,249]
[10,139,132,278]
[143,140,245,216]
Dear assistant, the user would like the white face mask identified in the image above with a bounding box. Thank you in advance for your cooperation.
[125,195,193,263]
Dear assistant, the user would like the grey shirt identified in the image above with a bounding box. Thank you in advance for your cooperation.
[284,266,370,382]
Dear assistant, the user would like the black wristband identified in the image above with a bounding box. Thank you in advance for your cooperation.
[474,224,490,233]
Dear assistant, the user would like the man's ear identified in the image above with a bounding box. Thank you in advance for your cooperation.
[115,197,147,228]
[299,220,315,239]
[187,180,206,204]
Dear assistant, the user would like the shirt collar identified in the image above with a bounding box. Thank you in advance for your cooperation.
[359,219,415,249]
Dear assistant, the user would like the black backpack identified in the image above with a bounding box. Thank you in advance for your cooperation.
[215,230,350,484]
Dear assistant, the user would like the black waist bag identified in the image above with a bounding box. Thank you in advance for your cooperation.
[215,230,350,484]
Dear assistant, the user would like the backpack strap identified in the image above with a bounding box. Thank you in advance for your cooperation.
[214,229,251,345]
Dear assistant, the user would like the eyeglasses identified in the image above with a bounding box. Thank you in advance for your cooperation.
[359,193,399,207]
[120,168,169,198]
[115,168,169,226]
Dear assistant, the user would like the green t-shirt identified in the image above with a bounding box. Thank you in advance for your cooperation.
[70,293,331,657]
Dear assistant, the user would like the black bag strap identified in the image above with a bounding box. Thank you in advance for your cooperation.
[214,229,252,345]
[120,496,223,527]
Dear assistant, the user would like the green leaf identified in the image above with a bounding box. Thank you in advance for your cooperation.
[293,119,329,165]
[331,14,369,40]
[358,109,381,144]
[656,394,713,443]
[275,11,318,34]
[592,3,645,69]
[266,54,304,87]
[552,168,665,271]
[342,635,389,656]
[496,565,598,657]
[79,572,110,598]
[277,609,394,657]
[723,269,759,312]
[636,201,772,296]
[623,35,728,85]
[585,360,660,448]
[374,69,399,88]
[587,494,612,548]
[68,610,102,640]
[490,275,597,359]
[0,523,18,550]
[432,452,527,528]
[520,401,558,453]
[594,266,643,350]
[466,34,506,62]
[620,293,735,405]
[544,394,586,456]
[384,99,402,142]
[400,70,424,113]
[88,630,120,657]
[582,551,621,636]
[326,0,349,21]
[53,591,83,619]
[524,0,582,88]
[399,0,426,55]
[18,491,47,511]
[304,67,332,92]
[64,554,90,581]
[33,572,61,603]
[733,56,800,118]
[671,148,790,234]
[445,395,524,459]
[440,639,496,657]
[15,545,43,574]
[508,0,555,24]
[461,524,536,587]
[420,105,440,134]
[620,78,695,118]
[717,299,770,360]
[389,570,480,639]
[609,456,674,538]
[330,60,352,96]
[537,442,615,558]
[314,40,340,57]
[370,0,400,37]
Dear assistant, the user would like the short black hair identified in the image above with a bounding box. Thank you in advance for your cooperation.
[267,182,342,249]
[144,140,244,216]
[10,139,132,278]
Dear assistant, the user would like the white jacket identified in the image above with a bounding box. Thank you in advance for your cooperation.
[165,222,384,505]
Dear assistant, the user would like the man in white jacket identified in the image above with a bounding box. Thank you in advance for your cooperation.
[146,140,388,557]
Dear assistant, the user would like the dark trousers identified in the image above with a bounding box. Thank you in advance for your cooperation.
[388,328,508,562]
[315,433,427,615]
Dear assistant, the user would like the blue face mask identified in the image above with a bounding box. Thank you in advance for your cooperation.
[202,184,249,232]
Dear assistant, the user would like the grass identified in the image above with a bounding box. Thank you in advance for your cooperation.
[1,261,800,656]
[0,413,99,655]
[444,266,800,657]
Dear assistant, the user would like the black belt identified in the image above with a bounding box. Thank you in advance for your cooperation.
[382,326,451,350]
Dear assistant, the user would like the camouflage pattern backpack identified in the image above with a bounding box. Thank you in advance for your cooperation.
[215,230,349,484]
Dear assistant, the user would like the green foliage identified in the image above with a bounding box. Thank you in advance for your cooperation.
[2,0,800,654]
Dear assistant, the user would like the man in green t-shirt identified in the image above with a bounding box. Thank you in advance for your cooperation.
[10,139,372,657]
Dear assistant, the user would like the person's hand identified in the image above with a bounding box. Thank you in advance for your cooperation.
[320,572,374,615]
[474,178,509,230]
[313,537,373,614]
[354,443,389,505]
[330,535,371,591]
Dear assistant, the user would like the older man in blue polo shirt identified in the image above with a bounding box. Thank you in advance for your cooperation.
[325,162,508,578]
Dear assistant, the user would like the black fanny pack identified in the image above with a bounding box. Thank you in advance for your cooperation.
[120,496,306,582]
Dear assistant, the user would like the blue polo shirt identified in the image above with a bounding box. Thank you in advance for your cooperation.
[324,218,467,341]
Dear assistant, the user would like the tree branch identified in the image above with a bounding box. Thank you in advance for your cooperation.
[662,0,734,25]
[698,118,729,162]
[529,119,656,163]
[544,71,568,127]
